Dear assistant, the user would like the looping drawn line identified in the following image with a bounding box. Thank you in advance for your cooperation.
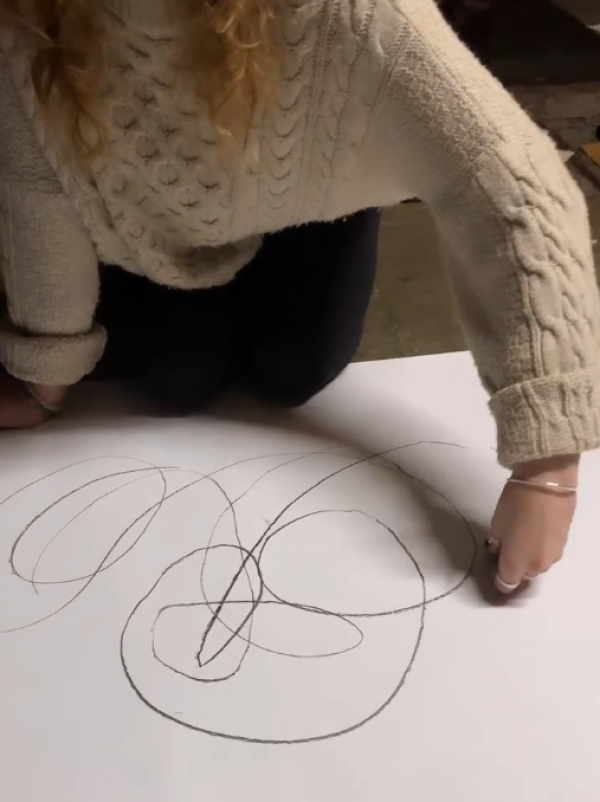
[0,442,478,744]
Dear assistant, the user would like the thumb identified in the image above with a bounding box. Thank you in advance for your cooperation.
[495,543,524,595]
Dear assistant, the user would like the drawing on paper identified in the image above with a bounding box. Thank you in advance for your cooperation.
[0,443,477,744]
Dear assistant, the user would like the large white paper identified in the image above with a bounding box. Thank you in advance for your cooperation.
[1,353,598,801]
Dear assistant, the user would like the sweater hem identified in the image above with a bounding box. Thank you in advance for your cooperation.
[491,367,600,467]
[0,322,107,386]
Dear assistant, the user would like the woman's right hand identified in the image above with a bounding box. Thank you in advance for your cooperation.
[0,368,68,429]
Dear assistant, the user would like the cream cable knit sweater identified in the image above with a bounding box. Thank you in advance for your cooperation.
[0,0,599,465]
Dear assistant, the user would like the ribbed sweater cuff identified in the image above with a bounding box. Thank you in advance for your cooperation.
[0,320,107,385]
[491,368,600,467]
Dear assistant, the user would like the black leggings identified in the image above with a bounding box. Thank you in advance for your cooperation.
[95,210,381,412]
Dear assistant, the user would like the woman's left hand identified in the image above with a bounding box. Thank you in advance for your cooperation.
[0,368,68,429]
[489,455,579,594]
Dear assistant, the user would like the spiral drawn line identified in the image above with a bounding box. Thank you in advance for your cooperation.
[0,442,478,744]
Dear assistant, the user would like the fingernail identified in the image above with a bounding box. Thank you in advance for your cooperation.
[495,574,521,593]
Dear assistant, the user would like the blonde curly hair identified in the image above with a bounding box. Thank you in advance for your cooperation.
[0,0,279,157]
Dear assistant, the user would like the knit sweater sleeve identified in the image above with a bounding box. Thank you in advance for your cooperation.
[370,0,600,466]
[0,50,105,386]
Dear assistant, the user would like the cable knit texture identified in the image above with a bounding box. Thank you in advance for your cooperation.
[0,0,599,464]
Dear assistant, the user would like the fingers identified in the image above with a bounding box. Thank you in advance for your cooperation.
[494,569,543,595]
[485,537,521,592]
[488,478,575,597]
[495,552,526,594]
[485,536,500,556]
[488,539,561,595]
[485,537,543,594]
